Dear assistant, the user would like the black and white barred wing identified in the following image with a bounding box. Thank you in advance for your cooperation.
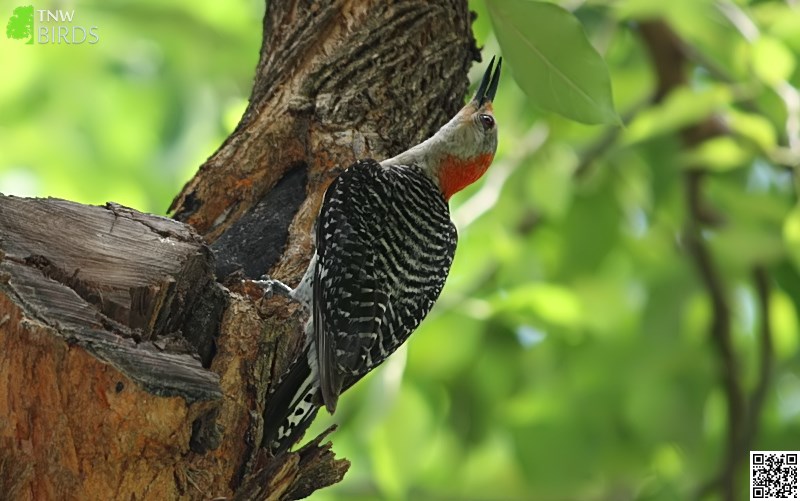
[314,160,457,411]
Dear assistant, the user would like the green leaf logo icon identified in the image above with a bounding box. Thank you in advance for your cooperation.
[6,5,34,44]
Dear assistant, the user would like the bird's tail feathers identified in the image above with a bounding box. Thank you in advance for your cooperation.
[261,352,321,452]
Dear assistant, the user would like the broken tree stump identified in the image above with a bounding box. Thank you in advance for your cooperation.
[0,197,346,499]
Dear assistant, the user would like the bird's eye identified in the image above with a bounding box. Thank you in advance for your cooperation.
[479,114,495,130]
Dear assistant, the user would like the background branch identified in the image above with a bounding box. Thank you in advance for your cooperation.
[638,20,746,501]
[746,266,774,452]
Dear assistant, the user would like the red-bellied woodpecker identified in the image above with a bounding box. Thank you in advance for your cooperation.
[260,57,501,452]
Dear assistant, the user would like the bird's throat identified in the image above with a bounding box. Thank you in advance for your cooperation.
[437,153,494,201]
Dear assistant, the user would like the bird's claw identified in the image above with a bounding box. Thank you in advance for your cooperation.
[252,275,293,300]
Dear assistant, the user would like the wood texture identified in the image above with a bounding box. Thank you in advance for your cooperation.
[0,197,222,499]
[1,0,477,498]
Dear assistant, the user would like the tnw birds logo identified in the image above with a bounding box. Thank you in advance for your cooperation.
[5,4,99,45]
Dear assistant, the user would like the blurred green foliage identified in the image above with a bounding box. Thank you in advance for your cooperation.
[1,0,261,212]
[3,0,800,499]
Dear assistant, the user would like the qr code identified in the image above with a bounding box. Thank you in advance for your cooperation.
[752,451,799,500]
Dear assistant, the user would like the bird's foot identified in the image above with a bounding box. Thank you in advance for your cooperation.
[252,275,293,300]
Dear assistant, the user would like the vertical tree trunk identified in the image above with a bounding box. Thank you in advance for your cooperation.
[0,1,477,499]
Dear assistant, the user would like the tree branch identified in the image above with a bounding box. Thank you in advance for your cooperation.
[638,20,746,501]
[746,266,774,451]
[684,171,745,501]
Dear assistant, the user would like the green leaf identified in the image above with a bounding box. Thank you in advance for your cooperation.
[727,109,777,152]
[679,137,752,172]
[493,283,583,328]
[623,85,732,144]
[486,0,618,125]
[771,290,799,360]
[752,36,795,86]
[783,203,800,269]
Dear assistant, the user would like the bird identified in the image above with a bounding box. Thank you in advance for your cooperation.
[258,56,501,452]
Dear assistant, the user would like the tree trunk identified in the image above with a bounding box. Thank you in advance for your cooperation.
[0,1,477,499]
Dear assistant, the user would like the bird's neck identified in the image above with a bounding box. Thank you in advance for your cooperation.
[381,136,492,201]
[435,153,493,201]
[381,117,491,200]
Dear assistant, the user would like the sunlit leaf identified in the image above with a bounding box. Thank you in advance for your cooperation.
[783,204,800,269]
[682,293,711,345]
[493,283,583,327]
[727,110,777,152]
[752,36,795,86]
[703,390,726,440]
[624,86,731,144]
[652,444,684,480]
[771,290,799,360]
[679,137,752,171]
[486,0,619,124]
[762,5,800,54]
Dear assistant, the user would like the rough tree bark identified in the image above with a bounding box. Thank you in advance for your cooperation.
[0,1,478,499]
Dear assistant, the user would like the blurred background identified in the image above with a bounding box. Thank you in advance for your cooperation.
[3,0,800,499]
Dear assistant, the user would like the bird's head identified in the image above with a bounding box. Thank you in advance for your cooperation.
[382,57,501,201]
[433,56,501,200]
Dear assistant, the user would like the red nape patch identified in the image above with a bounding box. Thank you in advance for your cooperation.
[437,153,494,201]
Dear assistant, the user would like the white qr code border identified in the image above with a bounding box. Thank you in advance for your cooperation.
[751,451,800,501]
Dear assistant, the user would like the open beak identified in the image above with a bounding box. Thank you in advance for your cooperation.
[472,56,502,106]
